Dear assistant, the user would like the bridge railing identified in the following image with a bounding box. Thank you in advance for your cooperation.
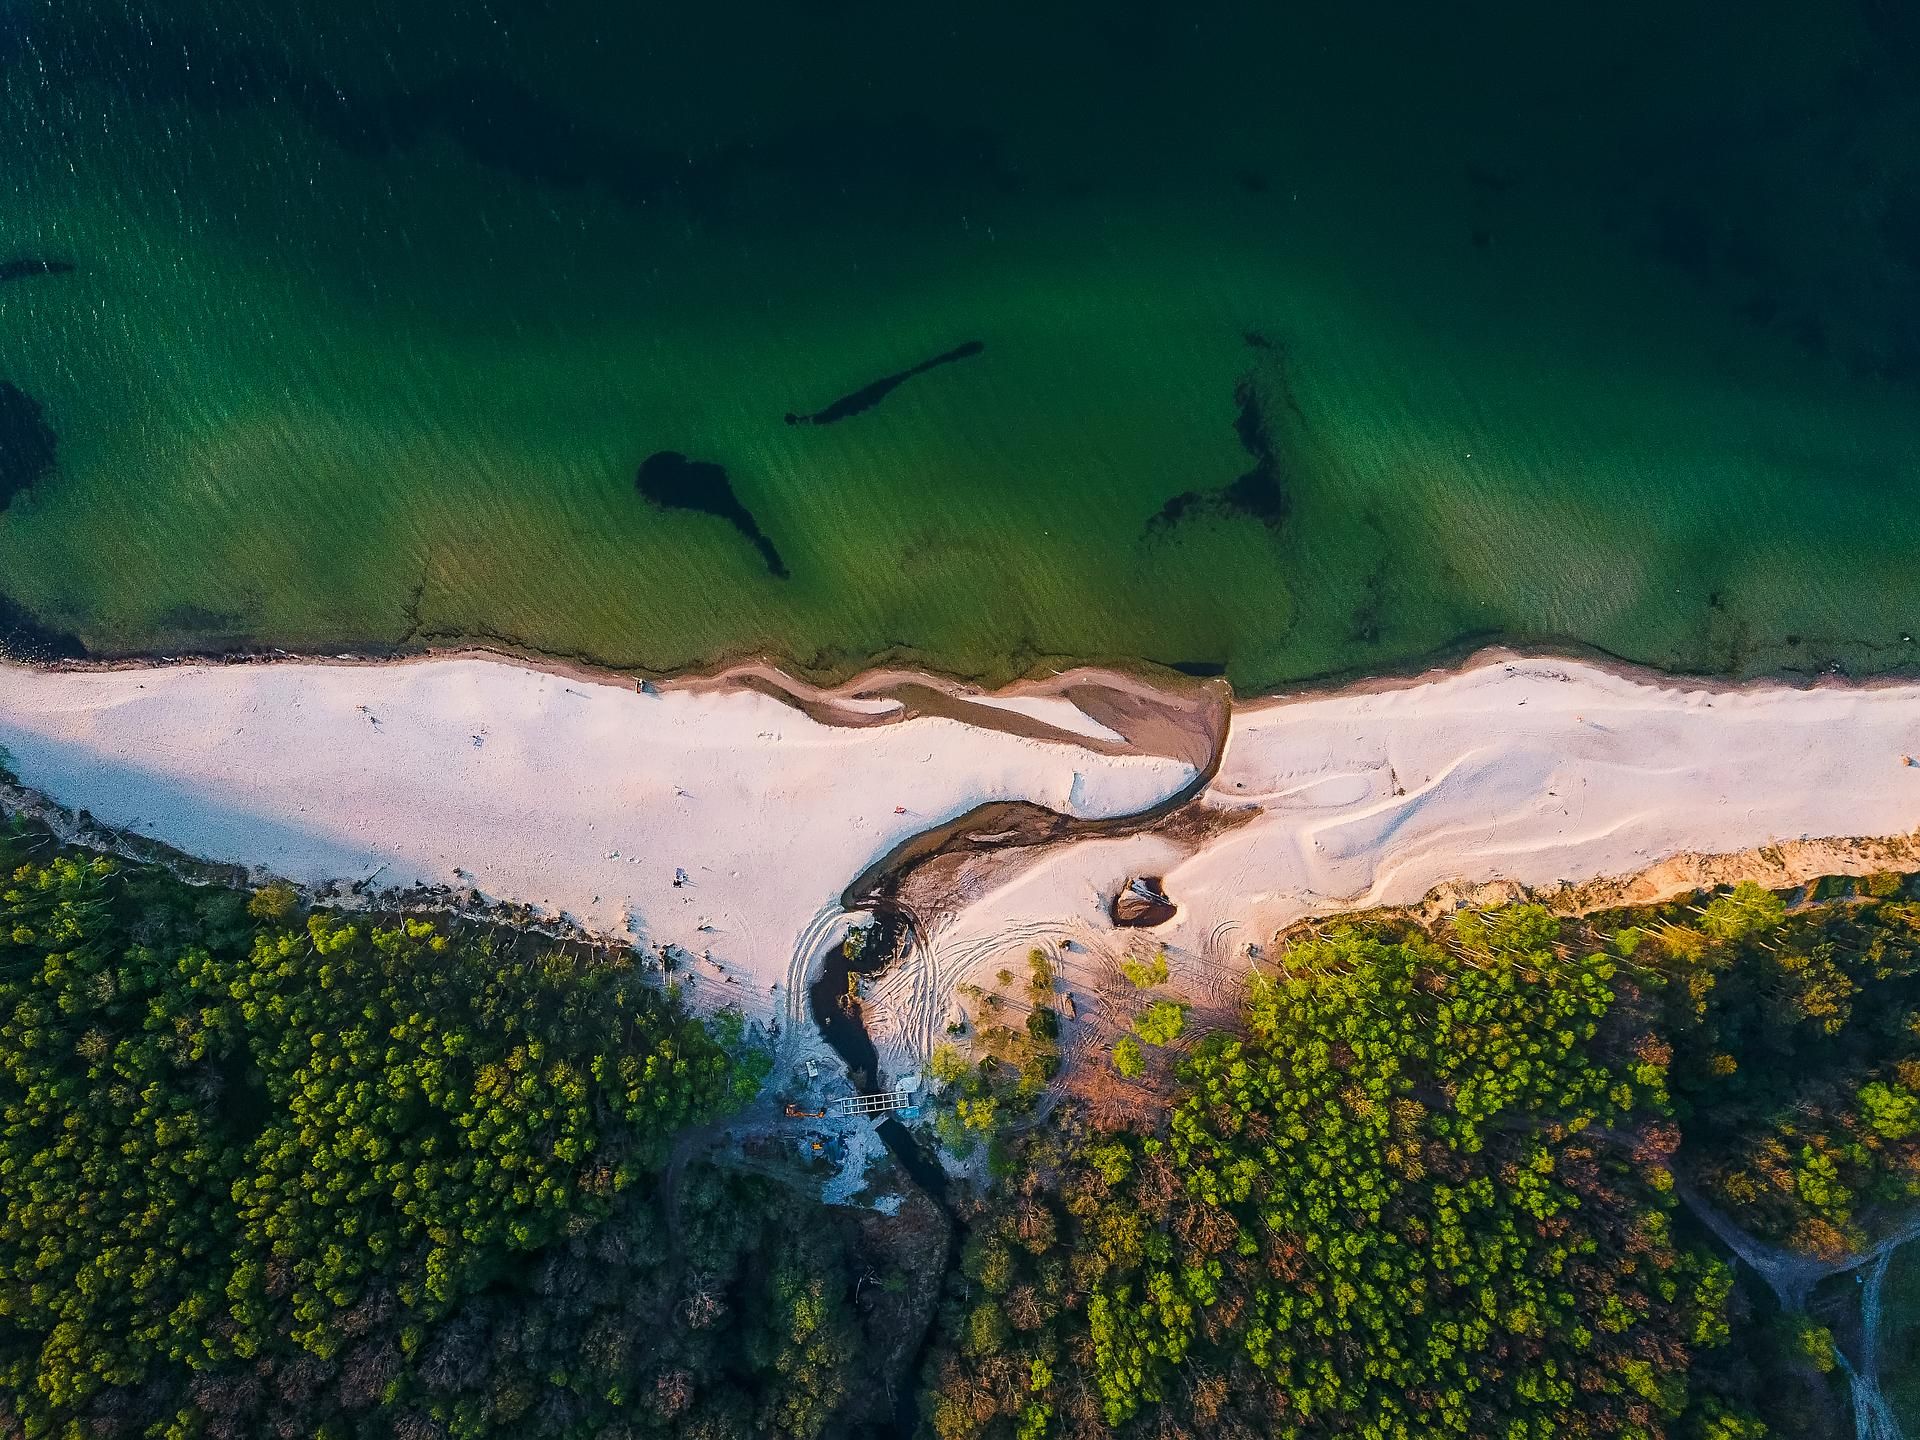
[830,1090,914,1117]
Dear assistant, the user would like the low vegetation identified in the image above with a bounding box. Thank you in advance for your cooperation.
[930,950,1065,1158]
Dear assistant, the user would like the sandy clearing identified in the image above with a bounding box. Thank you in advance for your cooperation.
[0,656,1198,1023]
[867,655,1920,1071]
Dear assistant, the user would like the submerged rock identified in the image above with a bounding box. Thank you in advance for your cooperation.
[634,450,788,579]
[784,340,984,426]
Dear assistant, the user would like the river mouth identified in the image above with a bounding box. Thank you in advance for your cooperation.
[806,908,954,1440]
[804,908,953,1205]
[806,910,909,1092]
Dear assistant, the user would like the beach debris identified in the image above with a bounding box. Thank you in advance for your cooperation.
[673,867,690,887]
[1112,875,1177,927]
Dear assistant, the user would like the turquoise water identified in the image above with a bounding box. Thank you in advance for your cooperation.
[1,3,1917,686]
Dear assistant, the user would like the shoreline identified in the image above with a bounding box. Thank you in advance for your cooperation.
[850,653,1920,1067]
[11,629,1918,735]
[5,640,1228,757]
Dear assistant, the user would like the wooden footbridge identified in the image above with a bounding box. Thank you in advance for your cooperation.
[830,1090,915,1117]
[826,1074,922,1118]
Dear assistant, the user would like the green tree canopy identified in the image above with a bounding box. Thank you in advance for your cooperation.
[0,831,742,1434]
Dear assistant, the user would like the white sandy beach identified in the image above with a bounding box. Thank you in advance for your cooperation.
[861,656,1920,1065]
[5,651,1920,1068]
[0,656,1195,1026]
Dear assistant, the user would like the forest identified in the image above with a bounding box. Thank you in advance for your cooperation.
[0,824,936,1440]
[4,811,1919,1439]
[918,880,1920,1439]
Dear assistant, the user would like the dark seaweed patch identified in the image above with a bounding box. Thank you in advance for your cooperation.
[1350,561,1387,645]
[153,604,253,638]
[1221,380,1286,523]
[0,382,55,513]
[304,70,684,203]
[784,340,984,426]
[1166,659,1226,678]
[0,591,86,661]
[635,452,787,579]
[1149,376,1288,533]
[0,258,74,284]
[1789,315,1830,360]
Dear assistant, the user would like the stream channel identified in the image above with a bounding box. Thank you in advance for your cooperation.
[798,738,1231,1434]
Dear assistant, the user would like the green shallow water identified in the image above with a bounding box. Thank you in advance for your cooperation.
[1,2,1919,687]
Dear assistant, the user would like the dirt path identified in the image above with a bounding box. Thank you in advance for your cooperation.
[1683,1187,1920,1439]
[1838,1247,1906,1440]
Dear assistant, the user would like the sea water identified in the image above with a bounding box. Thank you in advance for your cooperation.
[1,2,1916,689]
